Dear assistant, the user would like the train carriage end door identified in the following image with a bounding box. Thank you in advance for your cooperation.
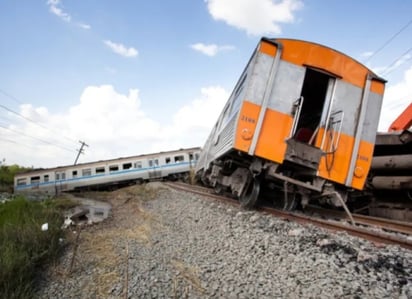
[285,68,336,169]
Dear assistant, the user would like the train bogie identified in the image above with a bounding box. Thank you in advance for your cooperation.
[196,38,386,209]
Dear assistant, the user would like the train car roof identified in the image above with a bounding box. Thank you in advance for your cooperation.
[260,37,386,94]
[15,147,201,176]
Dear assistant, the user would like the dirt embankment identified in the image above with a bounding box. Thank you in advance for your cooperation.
[37,184,163,298]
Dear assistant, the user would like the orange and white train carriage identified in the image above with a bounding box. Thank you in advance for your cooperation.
[195,37,386,209]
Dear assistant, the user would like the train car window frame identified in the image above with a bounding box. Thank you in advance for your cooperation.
[148,159,159,167]
[123,162,132,170]
[55,171,66,181]
[109,165,119,172]
[96,167,105,174]
[174,155,184,163]
[44,174,49,182]
[165,157,171,164]
[72,170,78,178]
[134,161,142,169]
[30,176,40,184]
[17,178,27,186]
[82,168,92,177]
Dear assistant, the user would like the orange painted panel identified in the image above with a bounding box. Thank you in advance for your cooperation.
[315,128,373,190]
[389,102,412,131]
[234,101,261,153]
[259,41,277,57]
[316,128,355,185]
[276,39,385,95]
[370,80,385,95]
[351,141,374,190]
[254,109,293,163]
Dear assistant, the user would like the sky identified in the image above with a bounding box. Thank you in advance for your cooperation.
[0,0,411,168]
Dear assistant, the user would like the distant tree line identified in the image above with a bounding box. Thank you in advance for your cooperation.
[0,161,32,192]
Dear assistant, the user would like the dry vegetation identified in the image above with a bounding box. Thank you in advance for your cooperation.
[47,184,171,297]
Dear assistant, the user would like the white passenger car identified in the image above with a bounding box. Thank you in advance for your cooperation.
[14,147,200,195]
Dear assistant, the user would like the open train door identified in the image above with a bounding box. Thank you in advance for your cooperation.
[285,67,339,171]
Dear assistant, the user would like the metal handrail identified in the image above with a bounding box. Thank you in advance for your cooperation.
[289,96,304,138]
[325,110,344,153]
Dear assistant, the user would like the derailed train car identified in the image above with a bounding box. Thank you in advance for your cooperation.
[15,147,200,195]
[196,37,386,210]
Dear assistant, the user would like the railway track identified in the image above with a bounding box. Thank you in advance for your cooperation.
[165,182,412,251]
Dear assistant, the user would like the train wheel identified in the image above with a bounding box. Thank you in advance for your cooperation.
[284,193,298,211]
[239,177,260,209]
[214,183,224,195]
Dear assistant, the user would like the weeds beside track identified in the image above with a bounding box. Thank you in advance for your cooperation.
[0,196,66,299]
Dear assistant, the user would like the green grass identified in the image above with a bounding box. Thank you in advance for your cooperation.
[0,196,64,299]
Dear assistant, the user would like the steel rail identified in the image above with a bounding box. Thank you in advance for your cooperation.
[165,182,412,251]
[305,205,412,235]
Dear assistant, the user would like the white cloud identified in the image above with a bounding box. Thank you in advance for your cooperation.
[172,86,228,130]
[47,0,71,22]
[379,65,412,131]
[190,43,235,56]
[104,40,138,58]
[360,51,374,59]
[77,22,91,30]
[1,85,229,168]
[206,0,303,35]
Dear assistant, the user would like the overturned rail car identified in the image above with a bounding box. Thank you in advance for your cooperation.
[368,129,412,220]
[196,37,387,210]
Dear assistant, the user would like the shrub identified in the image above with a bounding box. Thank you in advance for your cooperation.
[0,196,63,298]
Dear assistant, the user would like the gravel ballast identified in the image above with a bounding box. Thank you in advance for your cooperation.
[37,183,412,298]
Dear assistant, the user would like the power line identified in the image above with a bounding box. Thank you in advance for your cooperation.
[380,46,412,76]
[0,102,78,145]
[0,124,76,153]
[0,137,37,150]
[0,88,24,105]
[364,18,412,63]
[0,89,79,145]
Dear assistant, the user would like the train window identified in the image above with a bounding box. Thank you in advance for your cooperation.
[72,170,78,178]
[96,167,105,174]
[220,104,231,129]
[56,171,66,180]
[109,165,119,172]
[165,157,171,164]
[134,161,142,168]
[17,178,27,186]
[82,168,92,177]
[30,176,40,184]
[44,175,49,182]
[189,153,194,161]
[149,159,159,167]
[174,155,184,163]
[123,163,132,170]
[195,153,200,160]
[234,73,247,98]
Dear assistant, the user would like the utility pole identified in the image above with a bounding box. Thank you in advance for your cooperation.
[74,140,89,165]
